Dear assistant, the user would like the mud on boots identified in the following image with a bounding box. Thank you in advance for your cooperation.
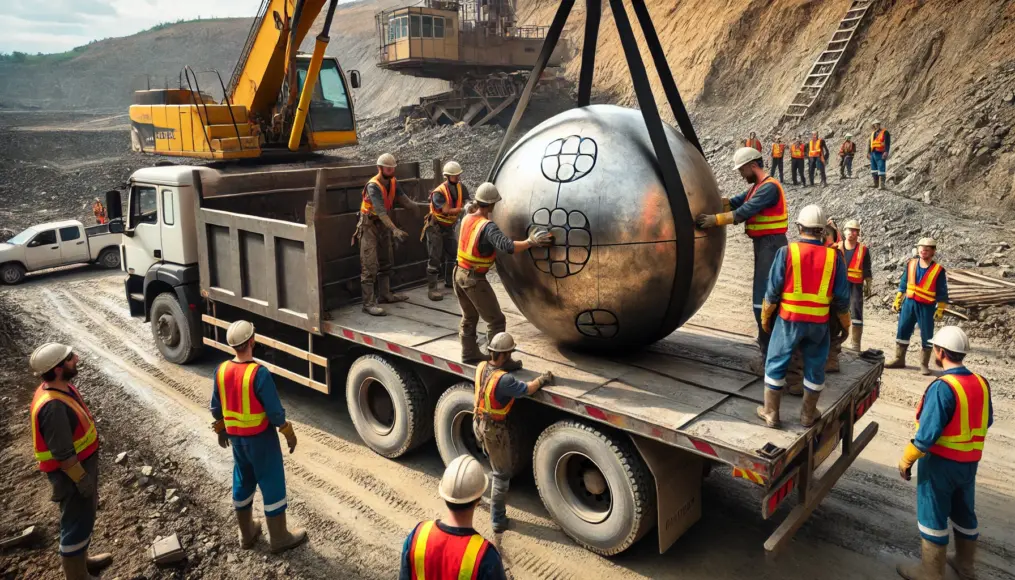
[399,456,509,579]
[211,321,307,554]
[896,326,991,580]
[355,153,420,316]
[28,343,113,580]
[756,205,851,429]
[454,182,552,364]
[473,333,553,532]
[423,161,468,302]
[869,121,891,190]
[696,147,788,375]
[886,238,949,374]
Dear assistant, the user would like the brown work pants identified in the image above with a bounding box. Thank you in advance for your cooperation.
[473,414,511,528]
[454,268,506,359]
[358,216,393,286]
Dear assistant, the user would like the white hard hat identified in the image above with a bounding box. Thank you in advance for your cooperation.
[376,153,397,168]
[843,219,861,231]
[872,120,881,125]
[732,147,763,170]
[30,343,73,376]
[845,133,853,139]
[487,332,516,353]
[439,455,489,504]
[796,204,827,229]
[475,182,502,204]
[442,161,463,176]
[917,237,937,248]
[931,326,969,354]
[226,320,255,347]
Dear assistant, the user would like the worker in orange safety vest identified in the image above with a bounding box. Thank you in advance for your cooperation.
[423,161,469,301]
[790,135,807,186]
[807,130,829,187]
[91,199,107,225]
[896,326,992,580]
[770,136,786,183]
[886,238,949,375]
[869,121,892,189]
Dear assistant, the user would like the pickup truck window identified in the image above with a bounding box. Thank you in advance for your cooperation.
[130,186,159,228]
[7,227,36,245]
[162,190,175,226]
[59,227,81,242]
[30,230,57,247]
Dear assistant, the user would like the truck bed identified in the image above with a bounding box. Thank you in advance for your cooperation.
[322,279,882,488]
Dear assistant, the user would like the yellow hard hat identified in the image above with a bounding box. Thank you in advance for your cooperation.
[442,161,463,176]
[30,343,73,376]
[377,153,397,168]
[475,182,502,204]
[439,455,489,504]
[226,320,255,347]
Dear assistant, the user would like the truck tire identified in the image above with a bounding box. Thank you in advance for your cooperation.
[97,248,121,269]
[533,420,656,556]
[1,263,25,285]
[433,383,529,478]
[150,293,200,364]
[346,355,431,458]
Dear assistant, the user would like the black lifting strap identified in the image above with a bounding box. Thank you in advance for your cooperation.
[577,0,602,107]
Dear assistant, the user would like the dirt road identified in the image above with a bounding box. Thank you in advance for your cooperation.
[1,229,1013,579]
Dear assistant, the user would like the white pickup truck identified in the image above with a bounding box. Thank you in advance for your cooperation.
[0,219,123,284]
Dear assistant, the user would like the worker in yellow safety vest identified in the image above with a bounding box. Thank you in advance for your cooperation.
[423,161,469,301]
[886,238,950,375]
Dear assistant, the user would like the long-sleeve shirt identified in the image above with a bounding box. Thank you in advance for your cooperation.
[366,180,414,218]
[37,385,100,500]
[477,220,515,256]
[210,363,287,428]
[868,130,891,155]
[430,181,470,212]
[765,238,850,314]
[898,259,949,303]
[913,367,993,454]
[492,372,529,406]
[728,178,782,224]
[839,141,856,156]
[843,243,873,281]
[398,520,507,580]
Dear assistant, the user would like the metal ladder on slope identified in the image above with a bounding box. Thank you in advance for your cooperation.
[782,0,875,123]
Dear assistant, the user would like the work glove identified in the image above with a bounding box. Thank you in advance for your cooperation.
[527,227,553,247]
[760,299,778,334]
[211,419,229,448]
[695,212,734,230]
[279,422,298,454]
[892,291,903,313]
[935,302,947,321]
[837,311,852,334]
[379,214,409,242]
[863,279,873,299]
[898,441,925,481]
[63,460,95,498]
[536,371,554,389]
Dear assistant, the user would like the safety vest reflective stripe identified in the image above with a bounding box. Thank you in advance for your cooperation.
[31,385,99,471]
[808,140,823,157]
[431,182,463,225]
[217,362,268,435]
[905,259,942,304]
[790,144,805,158]
[410,521,487,580]
[847,244,867,283]
[457,214,496,272]
[743,177,788,237]
[915,373,990,462]
[871,130,886,152]
[474,362,513,419]
[360,174,397,215]
[772,143,785,158]
[779,243,836,322]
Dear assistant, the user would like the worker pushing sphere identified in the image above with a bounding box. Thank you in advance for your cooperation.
[423,161,469,301]
[886,238,950,374]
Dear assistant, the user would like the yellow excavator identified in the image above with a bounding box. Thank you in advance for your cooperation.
[129,0,359,160]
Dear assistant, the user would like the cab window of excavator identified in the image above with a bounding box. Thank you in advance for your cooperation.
[296,59,353,132]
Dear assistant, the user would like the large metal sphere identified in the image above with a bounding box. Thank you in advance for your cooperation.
[491,105,725,349]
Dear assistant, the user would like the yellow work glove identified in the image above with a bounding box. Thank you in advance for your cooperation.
[714,211,735,226]
[935,302,946,321]
[892,291,903,312]
[279,422,298,454]
[898,441,925,481]
[837,311,852,333]
[760,299,778,333]
[61,458,95,498]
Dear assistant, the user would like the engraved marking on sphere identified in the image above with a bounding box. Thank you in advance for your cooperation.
[575,310,619,339]
[541,136,597,183]
[529,208,592,278]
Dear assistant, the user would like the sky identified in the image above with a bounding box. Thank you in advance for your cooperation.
[0,0,259,54]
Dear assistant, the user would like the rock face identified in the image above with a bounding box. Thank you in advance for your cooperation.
[491,105,725,349]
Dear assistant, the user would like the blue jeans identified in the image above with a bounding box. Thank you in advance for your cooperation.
[765,317,830,392]
[752,234,787,355]
[917,453,979,545]
[870,151,887,176]
[231,428,288,516]
[897,298,935,349]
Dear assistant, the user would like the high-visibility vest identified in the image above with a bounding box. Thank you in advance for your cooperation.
[916,372,990,462]
[846,243,867,284]
[31,384,99,473]
[430,181,463,226]
[870,129,887,152]
[779,242,837,324]
[360,174,396,216]
[746,138,762,152]
[905,259,943,305]
[743,177,788,238]
[772,143,785,158]
[457,213,496,273]
[408,520,490,580]
[840,141,856,155]
[93,202,107,224]
[474,361,513,420]
[790,144,806,159]
[808,139,824,158]
[216,361,269,436]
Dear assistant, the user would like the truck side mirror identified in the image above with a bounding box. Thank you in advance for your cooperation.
[105,189,123,221]
[108,220,125,234]
[349,70,361,89]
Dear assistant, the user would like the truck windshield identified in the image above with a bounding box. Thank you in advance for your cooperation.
[296,58,354,133]
[6,227,37,245]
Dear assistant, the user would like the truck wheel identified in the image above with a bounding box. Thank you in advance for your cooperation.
[433,383,529,478]
[533,420,656,556]
[150,293,199,364]
[346,355,431,458]
[1,263,25,285]
[97,248,120,269]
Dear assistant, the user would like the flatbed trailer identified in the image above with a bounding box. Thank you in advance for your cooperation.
[116,161,882,557]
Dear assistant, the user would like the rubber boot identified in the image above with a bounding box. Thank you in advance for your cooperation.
[236,509,262,549]
[920,348,934,376]
[897,539,947,580]
[948,537,977,580]
[84,552,112,575]
[850,325,863,352]
[266,513,308,554]
[61,554,97,580]
[755,388,782,428]
[879,176,886,190]
[461,337,488,365]
[873,174,880,189]
[378,275,409,304]
[825,344,841,373]
[885,343,908,369]
[426,273,442,302]
[361,283,386,316]
[800,389,821,427]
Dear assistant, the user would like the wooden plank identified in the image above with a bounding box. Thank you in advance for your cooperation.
[324,308,454,348]
[624,349,757,395]
[683,399,803,453]
[737,354,872,409]
[579,369,727,431]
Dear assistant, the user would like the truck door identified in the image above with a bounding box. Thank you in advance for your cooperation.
[24,229,62,269]
[58,226,89,264]
[123,184,162,276]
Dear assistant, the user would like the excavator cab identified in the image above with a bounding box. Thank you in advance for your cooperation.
[292,55,358,150]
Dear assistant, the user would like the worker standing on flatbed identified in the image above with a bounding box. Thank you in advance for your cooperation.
[695,147,789,373]
[455,182,552,364]
[896,326,992,580]
[211,320,306,554]
[758,205,850,428]
[838,220,873,351]
[886,238,949,375]
[474,332,553,533]
[423,161,468,301]
[356,153,420,316]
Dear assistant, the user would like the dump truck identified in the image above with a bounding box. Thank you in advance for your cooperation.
[110,161,882,557]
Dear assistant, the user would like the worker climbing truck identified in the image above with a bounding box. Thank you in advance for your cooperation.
[110,160,883,558]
